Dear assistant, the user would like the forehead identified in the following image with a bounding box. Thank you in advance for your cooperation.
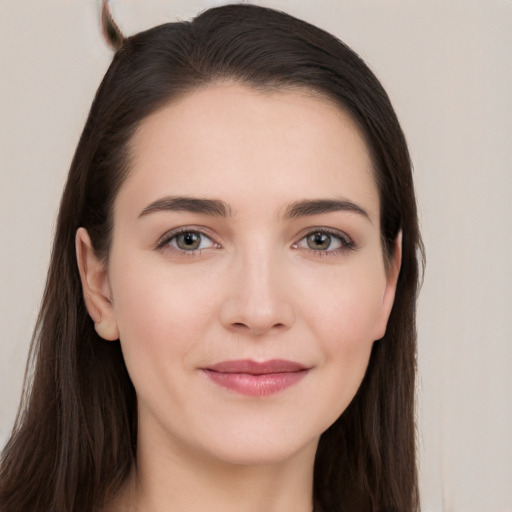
[118,82,379,222]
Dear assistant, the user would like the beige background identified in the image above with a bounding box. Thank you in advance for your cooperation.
[1,1,511,510]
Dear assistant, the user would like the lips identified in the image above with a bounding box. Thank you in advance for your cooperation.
[202,359,310,396]
[206,359,309,375]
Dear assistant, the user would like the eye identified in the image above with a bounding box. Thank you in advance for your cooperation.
[157,228,218,253]
[293,229,355,254]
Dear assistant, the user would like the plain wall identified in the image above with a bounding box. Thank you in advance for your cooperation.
[1,1,511,510]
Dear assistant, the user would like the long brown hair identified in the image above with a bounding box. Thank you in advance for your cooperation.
[0,4,423,511]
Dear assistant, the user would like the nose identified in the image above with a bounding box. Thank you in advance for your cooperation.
[219,250,296,336]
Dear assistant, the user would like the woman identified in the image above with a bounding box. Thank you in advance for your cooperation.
[0,3,423,511]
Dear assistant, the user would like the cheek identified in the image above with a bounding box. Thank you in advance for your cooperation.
[317,288,377,376]
[303,260,387,348]
[108,254,218,379]
[302,261,387,408]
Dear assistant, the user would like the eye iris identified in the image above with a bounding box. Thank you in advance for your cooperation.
[307,232,331,250]
[177,232,201,250]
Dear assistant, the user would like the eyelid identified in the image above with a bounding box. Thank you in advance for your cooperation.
[292,226,356,253]
[154,225,356,255]
[155,226,221,252]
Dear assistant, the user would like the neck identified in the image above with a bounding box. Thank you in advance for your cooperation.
[108,427,317,512]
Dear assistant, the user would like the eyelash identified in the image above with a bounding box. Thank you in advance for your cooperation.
[156,227,356,256]
[156,227,219,255]
[292,228,356,256]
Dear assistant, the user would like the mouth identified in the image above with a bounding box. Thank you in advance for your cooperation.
[201,359,311,396]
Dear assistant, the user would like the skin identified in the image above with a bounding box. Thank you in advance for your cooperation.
[76,83,400,512]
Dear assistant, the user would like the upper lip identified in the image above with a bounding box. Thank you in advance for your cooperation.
[204,359,310,375]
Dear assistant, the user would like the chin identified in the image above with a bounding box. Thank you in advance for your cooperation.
[191,428,321,468]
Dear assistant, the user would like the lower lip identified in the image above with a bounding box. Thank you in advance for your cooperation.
[203,370,308,396]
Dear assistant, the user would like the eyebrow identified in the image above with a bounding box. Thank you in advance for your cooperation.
[283,199,372,223]
[138,196,231,218]
[138,196,371,223]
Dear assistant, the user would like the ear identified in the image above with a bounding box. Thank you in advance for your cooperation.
[373,231,402,340]
[75,227,119,341]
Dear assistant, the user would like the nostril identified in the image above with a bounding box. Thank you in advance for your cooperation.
[230,321,287,334]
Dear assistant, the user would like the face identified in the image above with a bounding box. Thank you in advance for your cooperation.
[78,83,399,468]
